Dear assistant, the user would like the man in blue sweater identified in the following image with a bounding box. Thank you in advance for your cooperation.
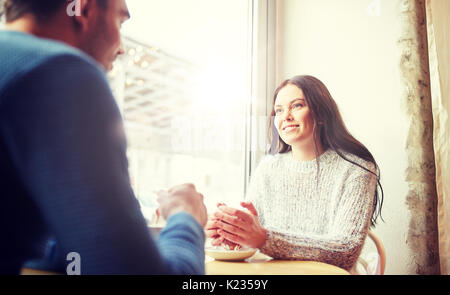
[0,0,207,274]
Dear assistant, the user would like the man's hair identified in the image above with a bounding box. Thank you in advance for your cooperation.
[2,0,108,23]
[0,0,6,22]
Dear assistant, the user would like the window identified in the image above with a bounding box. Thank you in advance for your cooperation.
[108,0,277,223]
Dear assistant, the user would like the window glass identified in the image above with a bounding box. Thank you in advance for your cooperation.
[109,0,252,223]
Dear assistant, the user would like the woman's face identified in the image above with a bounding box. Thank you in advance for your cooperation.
[274,84,316,148]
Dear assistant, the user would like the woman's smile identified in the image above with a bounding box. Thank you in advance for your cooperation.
[282,124,300,132]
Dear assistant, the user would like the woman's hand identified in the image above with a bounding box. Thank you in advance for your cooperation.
[211,202,267,249]
[205,203,241,248]
[205,203,226,240]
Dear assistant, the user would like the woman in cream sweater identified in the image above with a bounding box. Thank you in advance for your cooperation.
[206,75,384,271]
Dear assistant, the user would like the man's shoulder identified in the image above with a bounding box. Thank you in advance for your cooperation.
[0,31,103,93]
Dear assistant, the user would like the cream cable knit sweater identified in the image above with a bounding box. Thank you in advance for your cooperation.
[246,148,377,270]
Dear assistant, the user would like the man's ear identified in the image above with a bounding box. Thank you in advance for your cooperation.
[68,0,96,32]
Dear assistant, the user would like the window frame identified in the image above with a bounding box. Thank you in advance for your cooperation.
[244,0,277,193]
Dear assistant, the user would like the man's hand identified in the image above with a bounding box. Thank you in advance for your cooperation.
[156,184,207,227]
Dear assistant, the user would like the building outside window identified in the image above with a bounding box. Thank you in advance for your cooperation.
[108,0,273,223]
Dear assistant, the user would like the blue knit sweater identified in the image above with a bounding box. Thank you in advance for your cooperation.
[0,31,205,274]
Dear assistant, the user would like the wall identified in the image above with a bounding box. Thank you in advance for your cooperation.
[275,0,440,274]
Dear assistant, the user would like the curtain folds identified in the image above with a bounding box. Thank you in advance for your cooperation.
[426,0,450,275]
[398,0,440,274]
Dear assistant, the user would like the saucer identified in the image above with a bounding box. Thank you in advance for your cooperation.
[205,247,257,261]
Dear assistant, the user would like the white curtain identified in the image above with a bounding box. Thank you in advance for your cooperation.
[398,0,441,274]
[426,0,450,275]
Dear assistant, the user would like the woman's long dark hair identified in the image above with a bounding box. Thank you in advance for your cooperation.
[269,75,384,227]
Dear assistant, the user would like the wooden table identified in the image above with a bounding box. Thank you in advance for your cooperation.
[22,253,350,275]
[21,268,61,275]
[205,252,350,275]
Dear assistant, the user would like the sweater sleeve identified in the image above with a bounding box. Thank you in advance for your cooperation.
[0,55,204,274]
[157,212,205,274]
[258,169,377,271]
